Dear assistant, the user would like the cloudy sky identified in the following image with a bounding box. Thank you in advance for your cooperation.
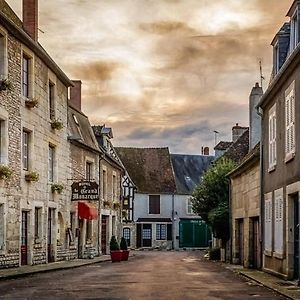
[7,0,291,154]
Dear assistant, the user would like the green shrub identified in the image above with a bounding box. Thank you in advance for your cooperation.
[120,237,128,250]
[110,235,120,251]
[209,248,221,260]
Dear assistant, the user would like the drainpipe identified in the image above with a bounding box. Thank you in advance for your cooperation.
[256,106,264,270]
[172,192,175,250]
[229,179,232,264]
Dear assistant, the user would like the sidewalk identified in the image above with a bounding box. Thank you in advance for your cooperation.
[224,264,300,300]
[0,255,111,281]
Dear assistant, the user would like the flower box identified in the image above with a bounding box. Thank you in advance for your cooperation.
[0,165,13,180]
[51,183,64,194]
[51,119,64,130]
[25,171,39,182]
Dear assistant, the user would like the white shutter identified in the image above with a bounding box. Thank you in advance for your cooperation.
[274,192,284,254]
[264,197,273,252]
[285,83,296,156]
[268,105,276,169]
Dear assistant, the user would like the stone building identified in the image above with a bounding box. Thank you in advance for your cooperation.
[229,83,263,269]
[68,81,101,259]
[93,125,124,254]
[0,0,74,268]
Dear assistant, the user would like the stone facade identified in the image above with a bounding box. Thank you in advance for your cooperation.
[0,1,73,268]
[230,156,261,268]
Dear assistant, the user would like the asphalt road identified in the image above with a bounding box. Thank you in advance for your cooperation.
[0,251,287,300]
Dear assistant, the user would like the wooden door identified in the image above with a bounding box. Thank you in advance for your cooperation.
[21,211,28,265]
[136,224,142,248]
[252,217,260,269]
[101,216,107,254]
[142,224,152,247]
[294,196,299,279]
[238,219,244,265]
[47,208,55,263]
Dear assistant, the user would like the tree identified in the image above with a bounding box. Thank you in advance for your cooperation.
[191,157,236,245]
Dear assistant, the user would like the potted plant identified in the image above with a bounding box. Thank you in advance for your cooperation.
[25,171,39,182]
[113,202,120,210]
[0,165,13,180]
[0,78,12,91]
[51,119,64,130]
[51,183,64,194]
[120,237,129,261]
[109,235,122,262]
[25,98,38,109]
[103,200,111,208]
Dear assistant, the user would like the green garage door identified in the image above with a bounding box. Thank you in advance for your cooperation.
[179,219,211,248]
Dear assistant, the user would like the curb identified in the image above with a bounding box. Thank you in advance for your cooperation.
[238,271,295,300]
[0,257,111,281]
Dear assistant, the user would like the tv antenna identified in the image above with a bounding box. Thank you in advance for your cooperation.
[259,59,265,89]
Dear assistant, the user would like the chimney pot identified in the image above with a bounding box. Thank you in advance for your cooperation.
[23,0,38,41]
[70,80,82,111]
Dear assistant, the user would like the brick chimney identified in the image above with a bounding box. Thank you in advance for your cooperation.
[232,123,248,142]
[23,0,38,41]
[70,80,82,111]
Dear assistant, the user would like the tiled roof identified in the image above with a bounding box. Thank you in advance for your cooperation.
[171,154,214,195]
[214,141,233,150]
[222,129,250,164]
[68,104,100,152]
[115,147,176,194]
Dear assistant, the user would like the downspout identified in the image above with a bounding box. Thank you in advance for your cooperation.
[97,153,104,256]
[229,178,232,263]
[257,106,264,269]
[172,192,175,250]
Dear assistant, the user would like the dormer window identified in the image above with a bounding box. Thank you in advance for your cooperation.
[290,10,299,52]
[273,42,279,74]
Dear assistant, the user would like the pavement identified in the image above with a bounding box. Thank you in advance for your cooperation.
[224,263,300,300]
[0,251,298,299]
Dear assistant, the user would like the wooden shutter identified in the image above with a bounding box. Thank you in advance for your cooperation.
[274,192,284,254]
[149,195,160,214]
[264,197,272,252]
[285,83,296,156]
[136,224,142,248]
[268,105,276,168]
[167,224,172,241]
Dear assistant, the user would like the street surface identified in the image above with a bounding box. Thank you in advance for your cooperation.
[0,251,287,300]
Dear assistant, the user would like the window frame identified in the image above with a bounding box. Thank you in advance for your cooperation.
[22,130,30,171]
[49,81,55,121]
[85,161,93,181]
[268,104,277,171]
[149,195,160,215]
[34,207,42,240]
[156,224,167,240]
[48,145,55,182]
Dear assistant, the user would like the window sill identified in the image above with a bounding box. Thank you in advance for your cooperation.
[264,250,272,257]
[285,152,295,163]
[273,252,284,259]
[268,165,276,173]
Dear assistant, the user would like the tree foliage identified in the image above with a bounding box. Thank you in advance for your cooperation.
[191,158,236,243]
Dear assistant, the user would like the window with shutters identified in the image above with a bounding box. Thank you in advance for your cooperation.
[156,224,166,240]
[48,145,55,182]
[264,196,273,252]
[285,82,296,160]
[274,191,284,254]
[268,104,277,170]
[290,10,299,52]
[149,195,160,214]
[22,130,30,170]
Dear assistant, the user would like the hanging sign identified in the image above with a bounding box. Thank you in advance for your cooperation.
[71,181,99,201]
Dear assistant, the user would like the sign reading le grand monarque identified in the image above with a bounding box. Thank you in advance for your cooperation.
[71,181,99,201]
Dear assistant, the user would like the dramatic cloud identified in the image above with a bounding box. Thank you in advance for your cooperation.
[6,0,292,154]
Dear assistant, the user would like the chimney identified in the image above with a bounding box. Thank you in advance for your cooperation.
[249,82,263,150]
[232,123,247,142]
[70,80,82,111]
[201,146,209,155]
[23,0,38,41]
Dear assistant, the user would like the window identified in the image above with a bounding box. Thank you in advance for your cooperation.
[149,195,160,214]
[0,115,7,165]
[0,120,3,163]
[86,161,92,180]
[274,192,284,254]
[187,198,194,214]
[0,33,7,79]
[102,169,107,200]
[123,227,130,247]
[34,207,42,239]
[22,130,30,170]
[0,204,4,249]
[268,104,277,169]
[22,55,30,98]
[264,196,272,252]
[86,220,92,241]
[291,11,299,52]
[112,174,116,199]
[273,43,279,74]
[285,82,296,158]
[70,212,75,232]
[48,145,55,182]
[156,224,166,240]
[49,82,55,120]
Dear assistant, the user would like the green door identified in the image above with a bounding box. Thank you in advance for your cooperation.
[179,219,211,248]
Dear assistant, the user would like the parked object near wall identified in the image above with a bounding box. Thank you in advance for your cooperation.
[110,236,122,262]
[120,237,129,261]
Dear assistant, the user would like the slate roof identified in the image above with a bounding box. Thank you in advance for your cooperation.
[68,104,100,152]
[171,154,214,195]
[115,147,176,194]
[222,129,250,164]
[214,141,233,151]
